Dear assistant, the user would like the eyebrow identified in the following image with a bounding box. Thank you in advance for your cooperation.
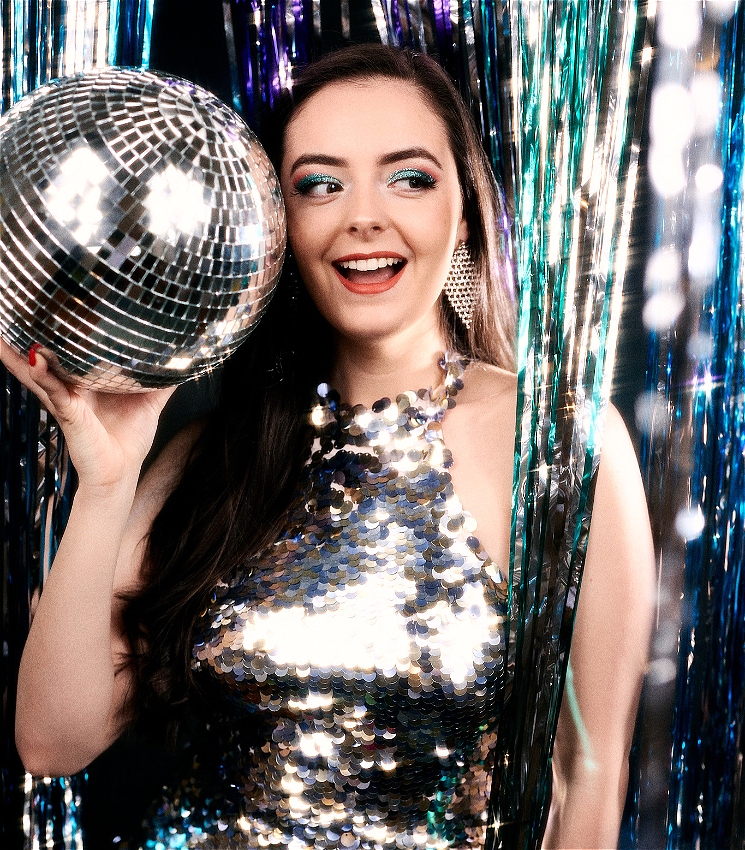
[288,153,347,173]
[379,147,443,169]
[288,147,444,175]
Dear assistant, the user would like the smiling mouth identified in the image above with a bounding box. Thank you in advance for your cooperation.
[334,256,406,285]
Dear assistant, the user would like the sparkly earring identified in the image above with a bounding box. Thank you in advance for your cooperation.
[444,242,476,329]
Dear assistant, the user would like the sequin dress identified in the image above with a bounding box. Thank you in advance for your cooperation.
[142,354,510,850]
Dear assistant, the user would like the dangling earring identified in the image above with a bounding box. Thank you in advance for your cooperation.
[444,242,476,329]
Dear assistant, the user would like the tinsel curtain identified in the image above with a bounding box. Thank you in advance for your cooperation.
[486,2,649,847]
[2,2,745,849]
[636,2,745,848]
[0,2,153,846]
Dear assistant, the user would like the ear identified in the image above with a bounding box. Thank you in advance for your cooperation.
[456,215,469,244]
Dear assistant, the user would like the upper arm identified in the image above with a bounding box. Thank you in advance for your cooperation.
[553,405,655,788]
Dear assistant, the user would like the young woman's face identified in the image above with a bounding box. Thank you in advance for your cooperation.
[281,78,468,345]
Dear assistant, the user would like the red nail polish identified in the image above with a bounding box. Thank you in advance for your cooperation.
[28,343,40,367]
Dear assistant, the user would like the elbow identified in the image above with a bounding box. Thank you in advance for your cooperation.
[15,724,102,777]
[14,678,127,776]
[16,746,95,779]
[544,759,628,850]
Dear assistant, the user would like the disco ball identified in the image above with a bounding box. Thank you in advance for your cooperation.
[0,67,285,391]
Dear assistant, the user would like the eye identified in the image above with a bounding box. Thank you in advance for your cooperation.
[387,168,437,191]
[293,173,344,196]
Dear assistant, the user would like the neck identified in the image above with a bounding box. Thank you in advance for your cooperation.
[331,322,448,408]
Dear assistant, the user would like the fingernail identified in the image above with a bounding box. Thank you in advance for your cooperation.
[28,343,40,367]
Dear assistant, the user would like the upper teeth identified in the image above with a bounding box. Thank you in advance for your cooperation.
[338,257,402,271]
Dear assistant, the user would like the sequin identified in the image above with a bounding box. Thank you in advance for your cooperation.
[142,353,510,849]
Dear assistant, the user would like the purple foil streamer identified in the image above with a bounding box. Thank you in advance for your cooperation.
[389,1,404,45]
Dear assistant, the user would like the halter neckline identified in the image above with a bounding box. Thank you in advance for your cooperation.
[311,352,469,434]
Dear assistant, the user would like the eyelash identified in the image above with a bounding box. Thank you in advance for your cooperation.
[387,168,437,190]
[292,173,343,196]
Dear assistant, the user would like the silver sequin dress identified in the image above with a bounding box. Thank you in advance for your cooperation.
[143,354,510,849]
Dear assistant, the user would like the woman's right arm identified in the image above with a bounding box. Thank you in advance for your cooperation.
[1,339,188,776]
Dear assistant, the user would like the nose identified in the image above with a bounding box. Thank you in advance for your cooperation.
[346,185,388,238]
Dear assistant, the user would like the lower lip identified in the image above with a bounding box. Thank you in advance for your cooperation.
[333,264,405,295]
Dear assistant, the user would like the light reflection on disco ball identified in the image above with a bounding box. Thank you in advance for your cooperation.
[0,67,285,391]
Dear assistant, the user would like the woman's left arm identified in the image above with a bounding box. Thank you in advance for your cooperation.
[542,405,655,850]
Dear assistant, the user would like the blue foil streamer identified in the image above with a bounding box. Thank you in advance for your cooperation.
[666,6,745,848]
[0,3,153,846]
[108,0,155,67]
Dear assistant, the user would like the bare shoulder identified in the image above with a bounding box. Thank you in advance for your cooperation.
[113,418,205,596]
[445,360,517,448]
[594,403,645,501]
[452,361,517,431]
[585,402,654,593]
[458,361,517,403]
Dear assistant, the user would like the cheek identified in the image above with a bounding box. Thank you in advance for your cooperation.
[411,191,463,242]
[284,202,304,249]
[284,218,330,303]
[285,201,330,261]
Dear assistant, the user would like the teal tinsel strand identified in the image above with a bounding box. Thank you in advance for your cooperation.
[497,1,589,841]
[0,0,30,110]
[488,2,647,847]
[480,0,515,195]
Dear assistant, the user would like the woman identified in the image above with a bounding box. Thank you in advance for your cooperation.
[6,45,653,849]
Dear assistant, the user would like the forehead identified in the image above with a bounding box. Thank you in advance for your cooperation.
[282,78,454,167]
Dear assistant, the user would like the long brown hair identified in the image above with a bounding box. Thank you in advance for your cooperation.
[265,45,516,370]
[123,44,516,735]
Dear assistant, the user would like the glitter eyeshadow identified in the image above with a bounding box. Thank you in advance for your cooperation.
[144,353,510,849]
[387,169,436,187]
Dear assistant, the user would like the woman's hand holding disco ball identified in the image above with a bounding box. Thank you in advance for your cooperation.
[0,336,174,491]
[0,67,286,482]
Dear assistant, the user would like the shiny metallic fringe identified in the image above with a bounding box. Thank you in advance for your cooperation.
[483,3,650,848]
[638,3,745,848]
[0,3,152,847]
